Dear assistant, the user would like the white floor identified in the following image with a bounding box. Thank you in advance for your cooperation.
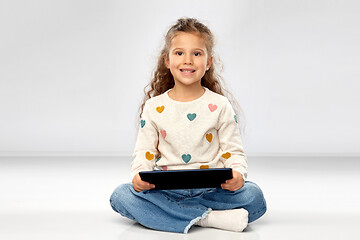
[1,156,359,240]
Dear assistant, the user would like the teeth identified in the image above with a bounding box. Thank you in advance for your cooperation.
[181,69,195,72]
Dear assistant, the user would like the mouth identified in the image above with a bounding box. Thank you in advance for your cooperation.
[180,69,196,73]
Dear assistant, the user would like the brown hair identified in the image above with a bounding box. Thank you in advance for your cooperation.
[138,18,245,133]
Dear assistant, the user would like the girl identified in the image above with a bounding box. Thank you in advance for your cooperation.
[110,18,266,234]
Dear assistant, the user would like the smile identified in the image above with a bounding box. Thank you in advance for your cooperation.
[180,69,196,73]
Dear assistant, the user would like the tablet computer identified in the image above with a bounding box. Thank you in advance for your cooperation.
[139,168,233,190]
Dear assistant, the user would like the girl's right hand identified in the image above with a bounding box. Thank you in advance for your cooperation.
[132,173,155,192]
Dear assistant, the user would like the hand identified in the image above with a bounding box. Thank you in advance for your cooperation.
[221,170,244,191]
[132,173,155,192]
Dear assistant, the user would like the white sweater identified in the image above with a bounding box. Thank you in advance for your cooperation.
[131,87,248,181]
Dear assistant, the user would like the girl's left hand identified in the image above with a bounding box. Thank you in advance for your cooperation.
[221,170,244,191]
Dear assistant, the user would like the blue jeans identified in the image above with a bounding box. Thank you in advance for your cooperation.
[110,181,266,234]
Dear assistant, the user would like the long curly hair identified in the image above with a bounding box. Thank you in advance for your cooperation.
[138,18,245,133]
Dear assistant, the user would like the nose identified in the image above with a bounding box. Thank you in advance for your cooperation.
[184,54,193,65]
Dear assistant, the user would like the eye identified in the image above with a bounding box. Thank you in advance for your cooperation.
[194,52,201,56]
[175,51,183,56]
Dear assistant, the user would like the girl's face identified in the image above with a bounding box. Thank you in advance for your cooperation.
[165,32,212,88]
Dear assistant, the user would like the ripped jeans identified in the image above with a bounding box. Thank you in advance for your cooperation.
[110,181,267,234]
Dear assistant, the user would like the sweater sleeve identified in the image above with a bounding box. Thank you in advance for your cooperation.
[130,100,159,180]
[217,99,248,180]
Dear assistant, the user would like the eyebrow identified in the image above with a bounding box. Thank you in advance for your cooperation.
[172,48,205,53]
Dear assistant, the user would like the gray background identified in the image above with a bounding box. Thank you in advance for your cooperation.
[1,0,359,156]
[1,2,360,239]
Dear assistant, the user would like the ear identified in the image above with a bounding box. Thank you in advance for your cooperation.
[207,56,213,69]
[164,54,170,69]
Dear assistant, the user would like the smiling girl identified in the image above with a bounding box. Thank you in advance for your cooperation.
[110,18,266,234]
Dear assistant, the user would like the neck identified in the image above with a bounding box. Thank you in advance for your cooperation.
[169,83,205,102]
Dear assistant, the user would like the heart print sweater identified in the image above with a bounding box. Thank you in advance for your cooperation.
[131,87,248,180]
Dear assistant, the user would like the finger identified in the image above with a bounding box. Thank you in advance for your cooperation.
[221,182,232,190]
[134,185,141,192]
[224,178,235,186]
[135,180,147,192]
[142,182,155,191]
[221,181,239,191]
[222,185,235,191]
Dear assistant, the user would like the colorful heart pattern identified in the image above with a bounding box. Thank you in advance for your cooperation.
[187,113,197,121]
[160,129,166,139]
[145,102,232,167]
[145,151,155,161]
[208,104,218,112]
[206,133,213,143]
[156,106,165,113]
[182,154,192,163]
[200,165,209,169]
[222,152,231,159]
